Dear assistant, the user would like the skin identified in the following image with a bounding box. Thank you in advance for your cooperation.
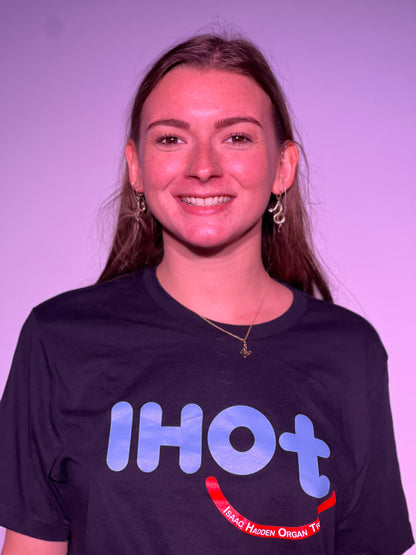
[127,66,299,323]
[1,530,67,554]
[3,66,299,553]
[132,68,282,251]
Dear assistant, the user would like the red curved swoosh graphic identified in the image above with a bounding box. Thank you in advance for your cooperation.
[206,476,336,540]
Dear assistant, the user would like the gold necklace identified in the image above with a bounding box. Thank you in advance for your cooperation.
[197,277,272,358]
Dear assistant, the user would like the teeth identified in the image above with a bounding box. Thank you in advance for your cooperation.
[181,196,232,206]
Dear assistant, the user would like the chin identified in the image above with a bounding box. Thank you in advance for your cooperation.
[162,220,261,254]
[177,230,253,256]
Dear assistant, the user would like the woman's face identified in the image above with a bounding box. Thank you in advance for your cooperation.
[127,66,289,254]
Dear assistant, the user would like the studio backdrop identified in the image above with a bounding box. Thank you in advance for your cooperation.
[1,0,415,549]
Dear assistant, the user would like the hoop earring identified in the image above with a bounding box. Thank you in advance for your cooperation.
[133,188,147,227]
[268,189,286,233]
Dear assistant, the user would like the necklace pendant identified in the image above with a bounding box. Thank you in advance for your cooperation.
[240,341,252,358]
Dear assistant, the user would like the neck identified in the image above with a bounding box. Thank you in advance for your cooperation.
[156,231,291,325]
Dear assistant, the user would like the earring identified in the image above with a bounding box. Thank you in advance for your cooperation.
[133,188,146,226]
[268,189,286,233]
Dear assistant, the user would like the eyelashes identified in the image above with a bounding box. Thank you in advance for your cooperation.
[224,132,253,144]
[155,134,185,146]
[154,132,254,147]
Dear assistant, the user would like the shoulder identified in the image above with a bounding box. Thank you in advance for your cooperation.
[288,288,388,385]
[14,269,159,370]
[20,269,159,349]
[32,270,149,322]
[298,289,385,348]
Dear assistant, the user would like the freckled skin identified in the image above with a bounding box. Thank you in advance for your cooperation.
[129,67,282,253]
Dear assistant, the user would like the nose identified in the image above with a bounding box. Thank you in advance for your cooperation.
[186,142,222,183]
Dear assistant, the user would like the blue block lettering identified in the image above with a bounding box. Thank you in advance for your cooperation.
[279,414,330,498]
[106,401,133,471]
[208,405,276,475]
[137,402,203,473]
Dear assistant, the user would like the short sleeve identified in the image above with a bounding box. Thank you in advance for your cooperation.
[0,312,69,540]
[335,341,414,554]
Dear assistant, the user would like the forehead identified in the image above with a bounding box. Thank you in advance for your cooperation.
[140,66,273,124]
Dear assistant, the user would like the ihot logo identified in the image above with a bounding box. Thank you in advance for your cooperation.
[106,402,330,499]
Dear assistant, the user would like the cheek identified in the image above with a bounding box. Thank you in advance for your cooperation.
[221,151,250,175]
[225,151,274,189]
[141,154,182,193]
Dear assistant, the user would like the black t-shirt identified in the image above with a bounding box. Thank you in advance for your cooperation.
[0,268,413,554]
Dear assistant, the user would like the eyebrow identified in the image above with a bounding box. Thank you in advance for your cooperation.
[215,117,262,129]
[146,119,189,131]
[146,116,262,132]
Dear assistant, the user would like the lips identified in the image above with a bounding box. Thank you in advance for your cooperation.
[180,195,232,207]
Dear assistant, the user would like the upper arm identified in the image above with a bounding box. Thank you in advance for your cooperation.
[2,530,68,555]
[0,315,70,545]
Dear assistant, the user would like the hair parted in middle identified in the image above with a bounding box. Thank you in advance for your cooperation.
[99,33,332,302]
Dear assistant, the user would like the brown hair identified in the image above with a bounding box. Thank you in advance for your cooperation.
[98,34,332,301]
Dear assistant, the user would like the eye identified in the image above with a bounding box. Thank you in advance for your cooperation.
[225,133,252,145]
[156,135,185,146]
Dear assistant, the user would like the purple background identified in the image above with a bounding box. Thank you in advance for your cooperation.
[1,0,415,548]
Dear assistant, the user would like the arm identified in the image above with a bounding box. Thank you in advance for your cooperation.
[2,530,68,555]
[336,362,414,554]
[0,315,70,545]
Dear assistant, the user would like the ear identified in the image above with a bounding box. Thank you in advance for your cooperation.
[272,141,299,195]
[125,141,143,192]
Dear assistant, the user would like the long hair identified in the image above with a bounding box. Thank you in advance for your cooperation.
[98,34,332,301]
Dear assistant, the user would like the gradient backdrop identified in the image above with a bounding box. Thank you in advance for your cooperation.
[1,0,415,549]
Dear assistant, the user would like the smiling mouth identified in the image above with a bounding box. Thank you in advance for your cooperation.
[180,196,232,206]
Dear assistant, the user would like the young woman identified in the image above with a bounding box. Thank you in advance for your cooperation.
[0,34,413,554]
